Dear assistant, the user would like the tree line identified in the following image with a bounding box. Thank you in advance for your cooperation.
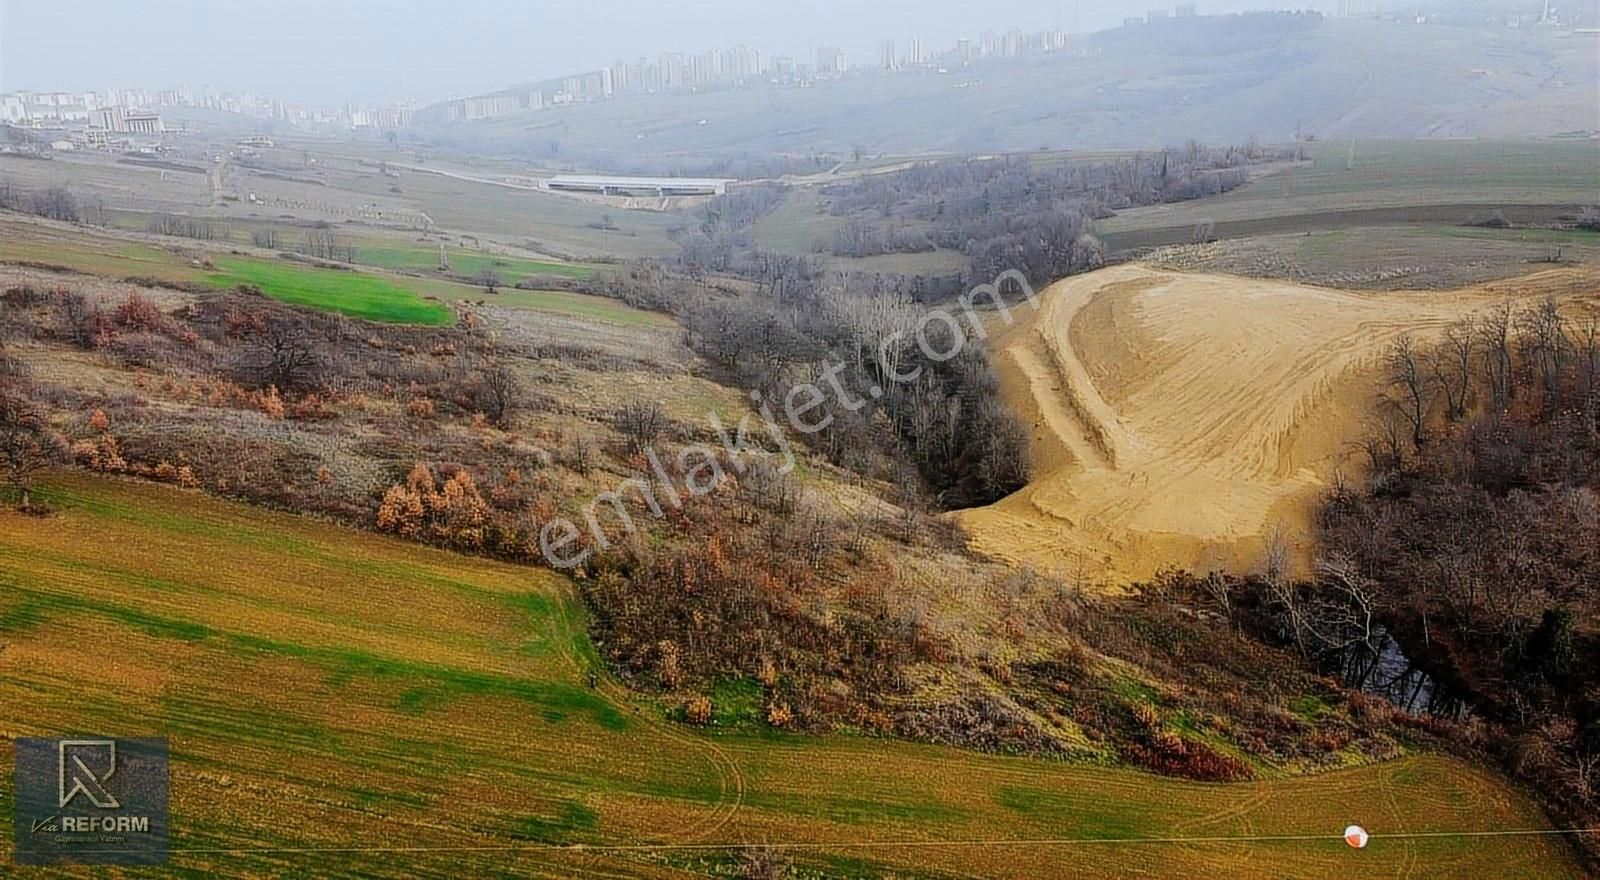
[816,143,1292,288]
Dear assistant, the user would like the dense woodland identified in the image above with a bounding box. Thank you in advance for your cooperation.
[608,258,1032,511]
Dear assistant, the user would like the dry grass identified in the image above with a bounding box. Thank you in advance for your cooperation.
[0,474,1580,878]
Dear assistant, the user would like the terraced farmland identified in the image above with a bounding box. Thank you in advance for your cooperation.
[0,475,1581,878]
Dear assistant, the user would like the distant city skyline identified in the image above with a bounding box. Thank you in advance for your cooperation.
[0,0,1345,106]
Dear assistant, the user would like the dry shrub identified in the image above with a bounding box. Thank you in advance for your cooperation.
[73,435,127,472]
[255,386,285,420]
[115,292,164,332]
[1121,733,1252,782]
[766,702,795,729]
[407,397,436,419]
[374,463,490,550]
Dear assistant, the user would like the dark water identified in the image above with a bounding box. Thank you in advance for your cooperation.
[1335,626,1469,720]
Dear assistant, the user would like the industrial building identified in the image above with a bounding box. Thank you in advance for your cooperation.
[543,175,732,197]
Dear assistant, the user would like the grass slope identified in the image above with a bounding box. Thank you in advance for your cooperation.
[206,258,455,326]
[0,474,1579,878]
[355,244,595,283]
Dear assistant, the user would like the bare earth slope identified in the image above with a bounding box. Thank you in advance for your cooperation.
[957,264,1597,585]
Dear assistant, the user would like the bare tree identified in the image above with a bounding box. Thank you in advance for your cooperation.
[613,400,668,458]
[476,364,521,428]
[1433,317,1474,422]
[252,227,282,249]
[1576,315,1600,421]
[1261,524,1307,656]
[478,269,502,295]
[241,317,325,392]
[1202,571,1234,620]
[1520,298,1569,407]
[1311,551,1382,656]
[1480,302,1516,411]
[1387,334,1430,450]
[0,388,62,509]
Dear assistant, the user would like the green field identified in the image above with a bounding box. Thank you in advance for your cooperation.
[354,244,596,283]
[0,475,1581,878]
[0,218,668,329]
[206,257,455,325]
[1097,140,1600,236]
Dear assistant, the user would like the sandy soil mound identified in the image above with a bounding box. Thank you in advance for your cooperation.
[956,263,1595,587]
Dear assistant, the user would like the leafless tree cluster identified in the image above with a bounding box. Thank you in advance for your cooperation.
[251,227,284,249]
[1319,296,1600,856]
[1370,300,1600,472]
[0,178,80,222]
[147,213,226,241]
[680,272,1031,509]
[300,228,357,263]
[811,143,1289,286]
[612,400,670,458]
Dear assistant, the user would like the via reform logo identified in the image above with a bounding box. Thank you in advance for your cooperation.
[14,737,169,865]
[59,740,122,809]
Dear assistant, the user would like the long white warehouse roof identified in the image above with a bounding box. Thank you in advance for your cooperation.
[545,175,734,188]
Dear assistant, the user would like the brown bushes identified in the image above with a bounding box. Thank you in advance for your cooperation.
[1121,733,1252,782]
[375,463,491,550]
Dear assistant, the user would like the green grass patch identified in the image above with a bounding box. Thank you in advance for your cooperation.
[206,257,453,325]
[224,632,628,731]
[1107,674,1159,705]
[505,801,599,844]
[357,244,594,282]
[1290,694,1331,721]
[707,676,766,728]
[1428,224,1600,245]
[994,784,1155,839]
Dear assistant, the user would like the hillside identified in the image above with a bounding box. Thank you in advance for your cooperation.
[0,474,1581,878]
[417,18,1598,169]
[956,263,1600,584]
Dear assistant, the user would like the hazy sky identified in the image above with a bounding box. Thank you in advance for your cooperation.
[1,0,1334,104]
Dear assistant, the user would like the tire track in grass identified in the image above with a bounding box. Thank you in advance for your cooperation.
[542,580,747,846]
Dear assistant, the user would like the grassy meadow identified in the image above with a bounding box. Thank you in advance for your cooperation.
[0,218,663,329]
[204,257,454,325]
[353,243,596,283]
[0,475,1582,879]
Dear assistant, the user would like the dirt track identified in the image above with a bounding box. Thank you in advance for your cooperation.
[956,263,1597,586]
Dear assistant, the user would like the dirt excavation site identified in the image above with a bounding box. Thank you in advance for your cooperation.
[957,263,1597,587]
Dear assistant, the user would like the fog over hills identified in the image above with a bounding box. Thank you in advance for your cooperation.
[417,15,1598,169]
